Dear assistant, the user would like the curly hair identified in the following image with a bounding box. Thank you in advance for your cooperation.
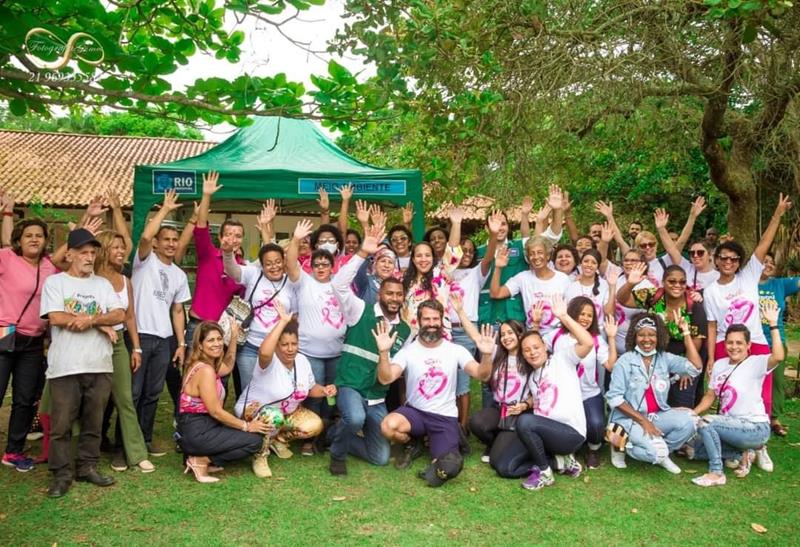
[624,312,670,353]
[403,241,435,295]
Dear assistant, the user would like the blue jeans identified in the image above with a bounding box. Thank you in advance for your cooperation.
[692,416,770,473]
[451,327,474,397]
[304,354,341,421]
[131,334,171,443]
[328,386,389,465]
[583,394,605,449]
[626,409,696,464]
[236,342,260,394]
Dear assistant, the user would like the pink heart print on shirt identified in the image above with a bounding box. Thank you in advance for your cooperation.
[576,362,586,379]
[724,298,755,329]
[280,389,308,415]
[494,371,522,403]
[255,296,280,330]
[417,361,448,400]
[534,380,559,416]
[528,296,555,328]
[321,294,344,329]
[712,373,738,414]
[614,303,626,325]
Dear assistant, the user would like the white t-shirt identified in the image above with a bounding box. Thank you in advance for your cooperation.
[709,355,772,422]
[489,350,527,405]
[504,269,570,334]
[703,256,766,345]
[449,265,489,323]
[234,353,316,417]
[40,273,122,379]
[545,330,608,400]
[647,254,674,286]
[614,276,656,353]
[295,270,347,358]
[526,345,587,437]
[393,339,474,417]
[240,265,296,347]
[679,257,720,291]
[132,252,191,338]
[565,277,610,325]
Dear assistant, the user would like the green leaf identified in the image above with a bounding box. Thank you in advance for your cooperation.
[742,24,757,43]
[9,98,27,116]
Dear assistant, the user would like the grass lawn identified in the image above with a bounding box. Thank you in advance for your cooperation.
[3,332,800,545]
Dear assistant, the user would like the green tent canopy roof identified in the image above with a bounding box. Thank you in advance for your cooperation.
[132,116,424,242]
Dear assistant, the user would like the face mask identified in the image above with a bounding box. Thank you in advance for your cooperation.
[319,242,338,255]
[635,346,657,357]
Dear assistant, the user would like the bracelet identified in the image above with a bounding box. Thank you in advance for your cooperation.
[2,211,12,217]
[241,421,248,432]
[769,325,779,331]
[681,330,691,337]
[179,342,187,347]
[133,348,143,354]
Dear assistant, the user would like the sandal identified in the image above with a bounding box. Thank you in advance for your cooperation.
[733,450,752,479]
[184,456,219,483]
[692,472,727,487]
[771,421,788,437]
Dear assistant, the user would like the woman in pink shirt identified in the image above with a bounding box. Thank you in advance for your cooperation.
[0,218,59,472]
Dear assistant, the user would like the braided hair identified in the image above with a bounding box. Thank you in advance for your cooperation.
[581,248,603,297]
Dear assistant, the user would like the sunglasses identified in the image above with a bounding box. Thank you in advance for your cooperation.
[665,278,687,286]
[717,255,740,263]
[689,249,706,257]
[639,242,656,249]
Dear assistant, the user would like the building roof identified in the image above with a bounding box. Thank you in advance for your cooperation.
[428,194,532,225]
[0,130,216,207]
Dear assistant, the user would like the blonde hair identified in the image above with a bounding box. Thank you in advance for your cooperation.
[634,231,657,247]
[94,230,126,274]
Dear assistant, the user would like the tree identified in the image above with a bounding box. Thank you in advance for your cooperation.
[334,0,800,249]
[0,110,204,139]
[0,0,381,131]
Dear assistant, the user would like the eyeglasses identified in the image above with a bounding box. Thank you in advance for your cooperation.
[622,259,642,264]
[665,278,687,286]
[390,236,409,243]
[688,249,706,257]
[717,255,740,263]
[639,242,656,249]
[312,262,332,268]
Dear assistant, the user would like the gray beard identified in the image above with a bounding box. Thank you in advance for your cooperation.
[419,327,443,344]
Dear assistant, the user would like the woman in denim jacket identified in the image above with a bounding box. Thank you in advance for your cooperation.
[605,312,702,473]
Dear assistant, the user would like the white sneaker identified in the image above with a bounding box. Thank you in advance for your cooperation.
[610,446,627,469]
[657,456,682,475]
[754,446,773,472]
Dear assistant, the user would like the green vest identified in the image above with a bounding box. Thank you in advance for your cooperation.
[477,238,527,324]
[335,305,411,400]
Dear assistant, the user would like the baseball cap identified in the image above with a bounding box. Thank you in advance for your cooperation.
[419,452,463,487]
[67,228,101,250]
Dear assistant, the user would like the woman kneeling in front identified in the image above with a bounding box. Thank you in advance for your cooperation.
[688,300,783,486]
[177,321,271,482]
[605,311,703,473]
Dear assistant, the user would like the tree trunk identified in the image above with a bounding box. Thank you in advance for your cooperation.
[712,156,759,252]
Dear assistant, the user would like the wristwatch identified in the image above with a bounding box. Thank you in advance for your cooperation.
[133,348,143,354]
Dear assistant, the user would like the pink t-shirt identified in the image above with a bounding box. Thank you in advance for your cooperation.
[189,226,244,321]
[0,249,59,336]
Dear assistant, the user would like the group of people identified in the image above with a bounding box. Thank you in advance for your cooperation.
[0,176,796,496]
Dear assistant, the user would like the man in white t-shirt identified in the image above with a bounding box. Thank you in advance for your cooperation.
[131,190,191,456]
[373,300,494,486]
[40,228,125,497]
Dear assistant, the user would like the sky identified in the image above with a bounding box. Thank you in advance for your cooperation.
[164,0,371,142]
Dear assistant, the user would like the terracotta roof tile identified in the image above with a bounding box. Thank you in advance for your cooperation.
[0,130,215,207]
[429,194,532,224]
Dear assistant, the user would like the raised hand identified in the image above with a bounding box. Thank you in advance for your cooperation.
[160,189,182,213]
[87,194,109,217]
[369,204,387,229]
[550,293,567,320]
[257,199,277,228]
[535,204,552,224]
[273,300,292,324]
[317,188,329,212]
[82,216,104,235]
[338,183,354,201]
[402,202,414,225]
[189,201,200,224]
[475,323,496,355]
[690,196,707,218]
[761,298,779,326]
[653,208,669,230]
[105,190,122,210]
[774,192,793,217]
[627,261,647,285]
[520,196,533,216]
[202,171,222,195]
[355,199,370,225]
[371,320,398,353]
[531,300,544,326]
[495,245,510,268]
[362,223,386,255]
[594,200,613,219]
[448,206,465,225]
[601,221,615,243]
[487,209,504,236]
[562,190,572,213]
[293,218,314,241]
[450,291,464,313]
[0,188,15,212]
[606,267,620,286]
[547,185,564,210]
[604,316,618,339]
[671,309,689,334]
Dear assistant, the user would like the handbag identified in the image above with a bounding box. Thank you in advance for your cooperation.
[1,262,40,352]
[605,355,656,452]
[497,366,531,432]
[219,272,286,346]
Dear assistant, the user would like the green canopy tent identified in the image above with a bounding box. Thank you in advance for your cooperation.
[132,116,424,244]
